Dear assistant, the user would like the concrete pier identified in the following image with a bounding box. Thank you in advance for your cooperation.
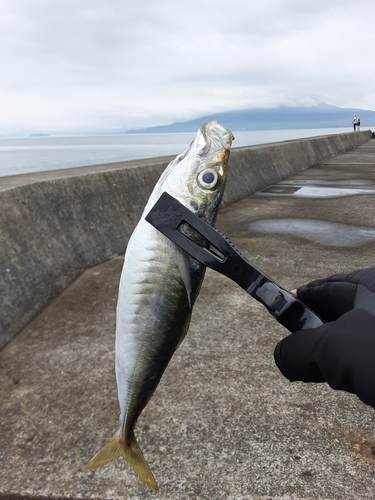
[1,133,375,499]
[0,130,371,349]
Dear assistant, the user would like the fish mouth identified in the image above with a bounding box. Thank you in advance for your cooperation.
[194,120,234,157]
[169,120,234,170]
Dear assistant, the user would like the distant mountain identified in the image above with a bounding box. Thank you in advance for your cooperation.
[126,103,375,134]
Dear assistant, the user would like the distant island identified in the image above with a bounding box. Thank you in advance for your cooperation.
[125,102,375,134]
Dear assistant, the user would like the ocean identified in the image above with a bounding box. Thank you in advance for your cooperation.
[0,127,367,178]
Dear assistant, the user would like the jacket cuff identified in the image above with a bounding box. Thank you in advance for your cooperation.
[274,339,296,381]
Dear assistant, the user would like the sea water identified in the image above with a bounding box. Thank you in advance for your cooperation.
[0,127,366,178]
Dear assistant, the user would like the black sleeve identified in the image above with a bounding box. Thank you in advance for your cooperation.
[274,309,375,409]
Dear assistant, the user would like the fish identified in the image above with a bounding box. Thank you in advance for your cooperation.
[87,120,234,490]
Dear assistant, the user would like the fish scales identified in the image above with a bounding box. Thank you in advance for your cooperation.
[116,226,194,430]
[88,121,234,491]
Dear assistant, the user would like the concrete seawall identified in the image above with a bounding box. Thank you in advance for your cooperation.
[0,130,371,348]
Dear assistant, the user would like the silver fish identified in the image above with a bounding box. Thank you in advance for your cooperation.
[87,121,234,490]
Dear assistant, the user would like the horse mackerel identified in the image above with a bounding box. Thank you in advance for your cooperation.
[87,121,234,490]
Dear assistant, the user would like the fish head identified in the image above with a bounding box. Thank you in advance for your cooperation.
[149,120,234,224]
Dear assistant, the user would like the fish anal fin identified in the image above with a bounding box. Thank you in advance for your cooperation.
[87,432,159,492]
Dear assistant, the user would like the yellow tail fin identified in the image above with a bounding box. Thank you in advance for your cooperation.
[87,432,158,491]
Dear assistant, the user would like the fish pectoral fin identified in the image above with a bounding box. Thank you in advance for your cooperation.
[87,432,158,492]
[175,247,192,308]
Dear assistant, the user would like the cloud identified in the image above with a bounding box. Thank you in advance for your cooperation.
[0,0,374,134]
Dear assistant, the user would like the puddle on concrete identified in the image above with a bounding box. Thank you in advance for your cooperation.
[249,219,375,247]
[261,179,375,199]
[279,179,375,187]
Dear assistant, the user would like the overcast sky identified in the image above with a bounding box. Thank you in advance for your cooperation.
[1,0,375,135]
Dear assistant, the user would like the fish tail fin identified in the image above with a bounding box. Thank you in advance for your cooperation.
[122,432,159,491]
[87,433,122,469]
[87,432,158,491]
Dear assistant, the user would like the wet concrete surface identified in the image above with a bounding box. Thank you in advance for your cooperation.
[1,139,375,499]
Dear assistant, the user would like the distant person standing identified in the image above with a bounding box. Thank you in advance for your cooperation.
[352,114,360,131]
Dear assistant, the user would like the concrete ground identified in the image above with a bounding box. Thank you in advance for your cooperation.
[1,139,375,500]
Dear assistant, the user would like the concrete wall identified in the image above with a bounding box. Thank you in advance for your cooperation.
[0,130,371,348]
[222,130,371,206]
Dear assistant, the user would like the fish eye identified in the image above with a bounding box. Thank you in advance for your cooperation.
[197,168,219,189]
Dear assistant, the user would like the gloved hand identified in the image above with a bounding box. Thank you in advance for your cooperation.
[274,267,375,409]
[293,267,375,322]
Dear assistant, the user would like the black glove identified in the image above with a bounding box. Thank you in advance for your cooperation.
[274,267,375,409]
[295,267,375,322]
